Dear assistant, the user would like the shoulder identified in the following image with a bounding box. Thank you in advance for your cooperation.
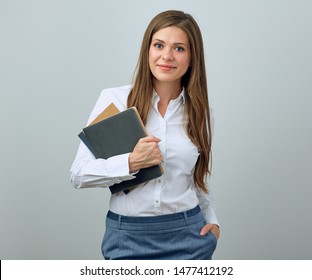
[100,84,132,98]
[98,85,132,111]
[86,85,132,125]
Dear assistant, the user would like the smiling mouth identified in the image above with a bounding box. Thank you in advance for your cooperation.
[157,64,177,71]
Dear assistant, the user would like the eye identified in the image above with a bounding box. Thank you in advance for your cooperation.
[174,46,185,52]
[154,43,163,49]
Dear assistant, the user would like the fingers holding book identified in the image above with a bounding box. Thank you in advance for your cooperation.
[129,135,162,173]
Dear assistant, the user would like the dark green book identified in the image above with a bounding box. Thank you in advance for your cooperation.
[79,107,163,194]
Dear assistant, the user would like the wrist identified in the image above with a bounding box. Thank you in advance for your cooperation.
[128,153,140,173]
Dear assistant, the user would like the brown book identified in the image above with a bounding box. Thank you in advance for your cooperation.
[89,102,120,125]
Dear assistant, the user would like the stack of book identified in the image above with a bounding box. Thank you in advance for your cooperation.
[78,103,163,194]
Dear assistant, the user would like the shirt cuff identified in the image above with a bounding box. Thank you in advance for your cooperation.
[106,153,134,178]
[202,209,219,226]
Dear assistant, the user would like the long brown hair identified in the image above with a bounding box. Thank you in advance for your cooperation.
[128,10,212,193]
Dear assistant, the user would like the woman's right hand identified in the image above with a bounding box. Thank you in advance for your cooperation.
[128,135,162,173]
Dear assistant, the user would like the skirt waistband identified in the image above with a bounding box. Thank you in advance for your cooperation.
[107,205,200,223]
[106,205,203,231]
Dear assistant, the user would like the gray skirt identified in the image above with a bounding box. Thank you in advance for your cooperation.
[101,205,217,260]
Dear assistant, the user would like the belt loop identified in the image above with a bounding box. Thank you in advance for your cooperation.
[183,211,189,226]
[118,215,122,230]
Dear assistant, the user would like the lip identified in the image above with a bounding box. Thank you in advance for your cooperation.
[157,64,177,71]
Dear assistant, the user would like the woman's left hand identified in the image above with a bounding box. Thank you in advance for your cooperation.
[200,224,220,240]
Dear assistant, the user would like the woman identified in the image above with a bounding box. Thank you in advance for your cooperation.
[70,10,220,260]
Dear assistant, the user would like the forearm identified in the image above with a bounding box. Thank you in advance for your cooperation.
[70,142,136,189]
[196,184,219,226]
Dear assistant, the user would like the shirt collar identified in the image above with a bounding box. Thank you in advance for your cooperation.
[152,88,186,105]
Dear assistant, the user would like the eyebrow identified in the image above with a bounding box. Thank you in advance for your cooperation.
[152,39,188,46]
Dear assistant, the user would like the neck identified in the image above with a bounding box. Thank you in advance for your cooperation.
[153,80,182,104]
[153,80,182,117]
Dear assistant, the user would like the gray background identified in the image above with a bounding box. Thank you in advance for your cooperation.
[1,0,311,259]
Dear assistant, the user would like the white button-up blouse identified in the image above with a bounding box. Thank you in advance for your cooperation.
[70,85,219,225]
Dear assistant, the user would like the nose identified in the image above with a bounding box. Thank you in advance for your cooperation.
[161,48,174,61]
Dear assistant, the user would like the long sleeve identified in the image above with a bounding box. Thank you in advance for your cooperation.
[70,85,136,189]
[70,141,136,189]
[196,183,219,226]
[196,107,219,225]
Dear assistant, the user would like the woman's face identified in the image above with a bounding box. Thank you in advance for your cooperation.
[149,26,191,86]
